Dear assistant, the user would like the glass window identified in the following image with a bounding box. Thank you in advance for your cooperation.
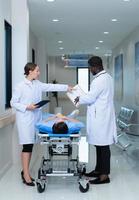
[4,20,12,108]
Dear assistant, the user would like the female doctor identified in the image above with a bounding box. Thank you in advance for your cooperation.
[11,62,72,186]
[74,56,117,185]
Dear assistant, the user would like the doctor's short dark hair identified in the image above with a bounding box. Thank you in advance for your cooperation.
[88,56,103,68]
[24,62,37,75]
[52,122,68,134]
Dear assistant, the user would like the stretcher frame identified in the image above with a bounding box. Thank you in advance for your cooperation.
[36,131,89,193]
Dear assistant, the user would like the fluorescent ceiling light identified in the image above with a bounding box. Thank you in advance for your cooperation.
[111,18,118,22]
[123,0,130,2]
[58,41,63,43]
[52,19,59,22]
[95,47,99,50]
[99,40,103,43]
[104,31,109,34]
[47,0,55,2]
[104,53,112,56]
[59,47,64,50]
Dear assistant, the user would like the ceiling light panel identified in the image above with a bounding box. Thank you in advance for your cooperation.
[104,32,109,34]
[52,19,59,22]
[111,18,118,22]
[47,0,55,2]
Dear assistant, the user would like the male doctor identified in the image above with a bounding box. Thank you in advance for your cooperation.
[74,56,117,184]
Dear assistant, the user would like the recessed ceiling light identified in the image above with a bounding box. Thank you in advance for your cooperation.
[104,53,112,56]
[59,47,64,50]
[95,47,99,50]
[99,40,103,43]
[58,41,63,43]
[47,0,55,2]
[104,31,109,34]
[123,0,130,2]
[52,19,59,22]
[111,18,118,22]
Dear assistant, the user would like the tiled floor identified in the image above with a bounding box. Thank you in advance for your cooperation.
[0,133,139,200]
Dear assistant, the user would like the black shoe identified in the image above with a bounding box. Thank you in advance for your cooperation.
[85,170,100,177]
[23,179,35,186]
[89,177,110,184]
[21,171,35,182]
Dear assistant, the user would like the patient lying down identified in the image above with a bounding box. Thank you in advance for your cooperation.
[36,111,84,134]
[45,113,80,134]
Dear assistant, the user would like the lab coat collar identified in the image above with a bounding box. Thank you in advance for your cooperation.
[24,78,34,85]
[94,70,106,79]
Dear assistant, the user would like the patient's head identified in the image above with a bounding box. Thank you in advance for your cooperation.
[52,122,68,134]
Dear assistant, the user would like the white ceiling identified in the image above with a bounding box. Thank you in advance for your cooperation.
[28,0,139,56]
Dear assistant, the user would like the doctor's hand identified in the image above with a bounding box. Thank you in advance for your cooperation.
[67,86,75,92]
[74,96,79,105]
[26,103,38,110]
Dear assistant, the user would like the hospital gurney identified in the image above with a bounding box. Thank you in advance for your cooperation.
[35,115,89,193]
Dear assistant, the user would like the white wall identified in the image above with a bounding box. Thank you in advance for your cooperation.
[12,0,29,88]
[0,0,30,179]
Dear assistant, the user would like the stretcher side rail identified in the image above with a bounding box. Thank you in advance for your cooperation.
[37,132,80,145]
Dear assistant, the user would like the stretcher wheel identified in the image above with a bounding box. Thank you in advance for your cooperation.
[79,183,89,193]
[37,182,46,193]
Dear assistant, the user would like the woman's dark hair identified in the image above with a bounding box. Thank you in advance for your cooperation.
[24,62,37,75]
[52,122,68,134]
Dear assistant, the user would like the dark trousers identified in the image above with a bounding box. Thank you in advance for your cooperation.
[95,145,111,175]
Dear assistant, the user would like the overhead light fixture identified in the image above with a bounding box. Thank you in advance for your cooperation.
[99,40,103,43]
[104,53,112,56]
[111,18,118,22]
[47,0,55,2]
[104,31,109,34]
[95,47,99,50]
[58,41,63,43]
[59,47,64,50]
[52,19,59,22]
[123,0,130,2]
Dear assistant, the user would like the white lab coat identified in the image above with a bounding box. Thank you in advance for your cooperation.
[79,70,117,145]
[11,78,68,144]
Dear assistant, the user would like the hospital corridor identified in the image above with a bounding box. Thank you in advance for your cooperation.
[1,0,139,200]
